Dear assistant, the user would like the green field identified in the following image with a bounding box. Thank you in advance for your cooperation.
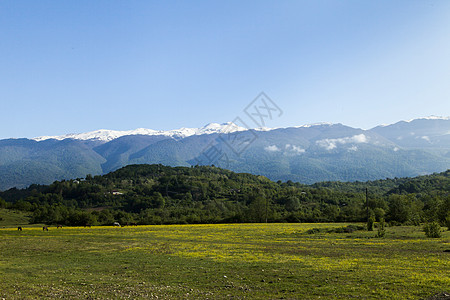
[0,223,449,299]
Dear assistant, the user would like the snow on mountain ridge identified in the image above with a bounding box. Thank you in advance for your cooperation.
[31,117,450,142]
[33,122,248,142]
[405,116,450,122]
[373,116,450,128]
[293,122,334,128]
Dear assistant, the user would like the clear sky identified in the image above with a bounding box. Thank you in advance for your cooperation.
[1,0,450,139]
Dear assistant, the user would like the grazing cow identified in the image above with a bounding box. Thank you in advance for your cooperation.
[43,226,48,231]
[113,222,121,227]
[84,224,91,228]
[18,226,22,231]
[57,225,63,229]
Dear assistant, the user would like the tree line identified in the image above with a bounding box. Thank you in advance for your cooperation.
[0,164,449,227]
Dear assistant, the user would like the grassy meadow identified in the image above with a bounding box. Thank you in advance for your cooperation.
[0,223,449,299]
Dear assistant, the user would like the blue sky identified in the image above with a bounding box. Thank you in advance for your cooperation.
[1,0,450,139]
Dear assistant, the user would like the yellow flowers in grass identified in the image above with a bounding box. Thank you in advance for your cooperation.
[1,223,449,299]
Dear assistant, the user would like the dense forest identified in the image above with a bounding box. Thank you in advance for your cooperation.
[0,164,449,227]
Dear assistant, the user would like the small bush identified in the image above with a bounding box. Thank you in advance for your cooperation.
[423,222,442,238]
[367,215,375,231]
[332,227,344,233]
[445,215,450,231]
[305,225,364,235]
[389,221,401,227]
[344,225,365,233]
[306,228,323,234]
[328,225,364,234]
[376,218,386,238]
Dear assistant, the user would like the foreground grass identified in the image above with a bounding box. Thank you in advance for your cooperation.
[0,223,449,299]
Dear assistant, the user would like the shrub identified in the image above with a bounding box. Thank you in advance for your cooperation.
[306,228,322,234]
[305,225,364,235]
[328,225,364,233]
[445,214,450,231]
[389,221,401,227]
[367,214,375,231]
[423,222,442,238]
[344,225,365,233]
[376,218,386,238]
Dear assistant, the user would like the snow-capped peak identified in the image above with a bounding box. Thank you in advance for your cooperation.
[32,122,249,142]
[374,116,450,128]
[32,121,342,142]
[405,116,450,122]
[293,122,334,128]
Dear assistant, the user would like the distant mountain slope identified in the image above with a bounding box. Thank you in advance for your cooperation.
[93,135,172,173]
[206,124,449,183]
[370,117,450,151]
[0,117,449,190]
[0,139,105,190]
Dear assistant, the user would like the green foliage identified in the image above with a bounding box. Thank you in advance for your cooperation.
[331,224,365,233]
[306,225,365,234]
[285,196,300,212]
[0,197,7,208]
[388,195,410,223]
[367,212,375,231]
[0,164,449,226]
[376,218,386,238]
[373,207,385,221]
[423,222,442,238]
[152,192,165,209]
[445,214,450,231]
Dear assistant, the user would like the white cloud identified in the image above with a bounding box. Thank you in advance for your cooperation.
[421,136,431,142]
[320,141,337,150]
[316,134,368,151]
[285,144,305,154]
[351,134,368,143]
[393,147,399,152]
[264,145,280,152]
[348,145,358,151]
[292,145,306,154]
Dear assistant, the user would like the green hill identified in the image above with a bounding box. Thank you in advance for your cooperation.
[0,164,449,226]
[0,209,31,227]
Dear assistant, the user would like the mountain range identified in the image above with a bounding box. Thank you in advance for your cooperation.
[1,116,449,190]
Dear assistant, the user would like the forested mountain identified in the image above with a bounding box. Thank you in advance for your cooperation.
[0,117,449,190]
[0,164,448,226]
